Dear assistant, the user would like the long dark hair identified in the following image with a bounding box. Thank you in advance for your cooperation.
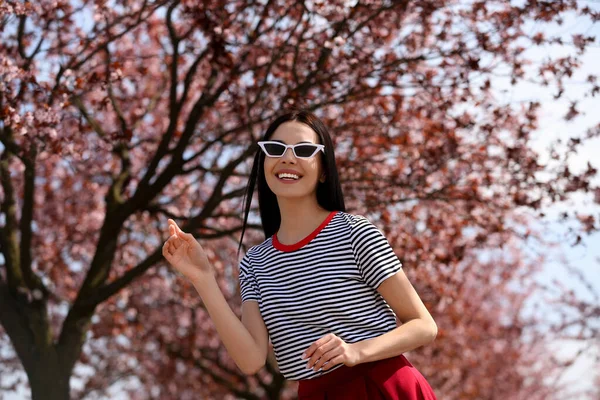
[237,109,346,256]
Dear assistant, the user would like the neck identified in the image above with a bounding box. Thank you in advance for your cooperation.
[276,196,331,243]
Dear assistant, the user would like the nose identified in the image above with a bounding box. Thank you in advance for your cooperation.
[280,147,297,162]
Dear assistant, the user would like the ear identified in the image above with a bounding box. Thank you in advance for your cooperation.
[319,174,326,183]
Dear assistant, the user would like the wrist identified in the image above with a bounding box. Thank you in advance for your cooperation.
[191,270,217,293]
[350,341,366,365]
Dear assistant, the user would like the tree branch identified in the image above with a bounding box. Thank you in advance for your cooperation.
[49,0,163,105]
[82,247,161,310]
[0,128,26,163]
[248,3,306,111]
[105,50,129,138]
[184,348,262,400]
[179,47,210,109]
[0,282,31,352]
[17,15,45,71]
[88,141,257,307]
[71,95,108,137]
[196,224,262,240]
[0,131,24,290]
[18,144,47,294]
[166,0,182,124]
[131,61,241,213]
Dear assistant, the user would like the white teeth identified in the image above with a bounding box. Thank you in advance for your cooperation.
[277,173,300,180]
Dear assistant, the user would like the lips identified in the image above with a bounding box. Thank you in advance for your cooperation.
[275,170,303,179]
[274,170,302,185]
[276,174,301,183]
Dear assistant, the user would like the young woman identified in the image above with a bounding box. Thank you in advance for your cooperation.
[163,109,438,399]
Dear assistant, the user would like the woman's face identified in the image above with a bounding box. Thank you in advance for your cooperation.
[263,121,325,199]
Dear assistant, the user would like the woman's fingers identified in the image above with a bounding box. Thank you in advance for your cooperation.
[180,232,195,244]
[175,228,194,244]
[168,219,193,242]
[163,234,182,256]
[162,240,173,258]
[164,242,185,264]
[168,219,184,234]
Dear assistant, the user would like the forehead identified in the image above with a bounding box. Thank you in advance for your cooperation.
[270,121,319,144]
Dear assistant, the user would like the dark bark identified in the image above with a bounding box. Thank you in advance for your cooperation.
[0,283,71,400]
[27,355,70,400]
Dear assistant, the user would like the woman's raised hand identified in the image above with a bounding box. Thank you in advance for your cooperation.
[162,219,213,283]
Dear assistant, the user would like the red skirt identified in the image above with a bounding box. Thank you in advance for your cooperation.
[297,354,437,400]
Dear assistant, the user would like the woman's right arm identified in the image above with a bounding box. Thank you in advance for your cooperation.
[163,219,268,375]
[192,275,269,375]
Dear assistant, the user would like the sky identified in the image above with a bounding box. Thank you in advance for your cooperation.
[2,3,599,400]
[498,9,600,398]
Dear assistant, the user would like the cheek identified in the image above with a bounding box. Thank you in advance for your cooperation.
[263,159,278,186]
[302,159,322,180]
[309,159,322,176]
[264,158,276,173]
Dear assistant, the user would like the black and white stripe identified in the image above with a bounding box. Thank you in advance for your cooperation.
[238,211,402,381]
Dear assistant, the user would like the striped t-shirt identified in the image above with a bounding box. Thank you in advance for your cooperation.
[238,211,403,381]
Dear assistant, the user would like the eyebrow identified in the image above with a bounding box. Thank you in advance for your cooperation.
[272,140,314,144]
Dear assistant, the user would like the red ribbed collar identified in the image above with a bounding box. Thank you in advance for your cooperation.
[272,211,338,252]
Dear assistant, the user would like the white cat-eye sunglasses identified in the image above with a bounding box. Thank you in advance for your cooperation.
[257,141,325,159]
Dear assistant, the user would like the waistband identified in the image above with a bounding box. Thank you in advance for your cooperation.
[297,355,409,397]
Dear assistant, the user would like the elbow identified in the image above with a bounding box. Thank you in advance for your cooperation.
[240,344,269,375]
[416,317,437,344]
[428,320,438,343]
[240,365,260,376]
[240,359,266,376]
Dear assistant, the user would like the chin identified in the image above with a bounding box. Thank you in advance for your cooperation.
[272,188,310,197]
[278,193,312,199]
[267,179,318,197]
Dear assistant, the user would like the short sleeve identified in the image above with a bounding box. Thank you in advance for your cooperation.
[238,250,260,302]
[350,215,403,289]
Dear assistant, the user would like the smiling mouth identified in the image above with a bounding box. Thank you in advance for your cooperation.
[276,173,302,181]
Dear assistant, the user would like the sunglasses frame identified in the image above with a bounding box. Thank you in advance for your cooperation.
[257,141,325,159]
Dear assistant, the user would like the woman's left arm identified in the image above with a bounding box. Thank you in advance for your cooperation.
[303,269,437,371]
[351,269,438,364]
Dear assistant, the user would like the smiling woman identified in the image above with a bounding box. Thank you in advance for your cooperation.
[163,109,438,400]
[239,111,345,249]
[260,122,327,213]
[236,109,438,399]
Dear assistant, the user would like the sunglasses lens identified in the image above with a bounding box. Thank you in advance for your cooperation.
[263,143,286,156]
[295,145,318,158]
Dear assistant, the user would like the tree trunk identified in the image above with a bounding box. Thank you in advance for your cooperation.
[27,362,70,400]
[0,284,72,400]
